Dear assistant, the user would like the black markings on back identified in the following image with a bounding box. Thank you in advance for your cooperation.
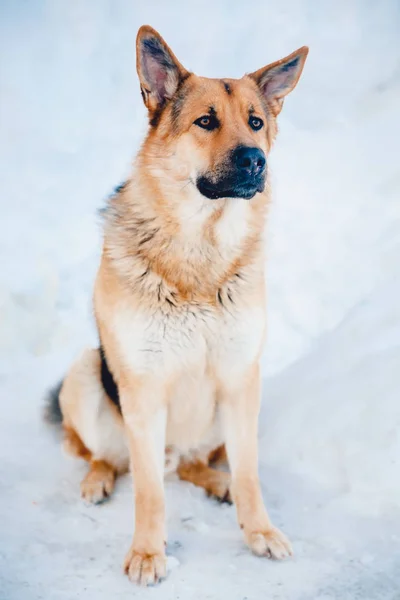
[222,81,232,95]
[99,345,121,413]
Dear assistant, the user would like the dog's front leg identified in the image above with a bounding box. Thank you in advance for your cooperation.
[120,375,167,586]
[220,364,293,559]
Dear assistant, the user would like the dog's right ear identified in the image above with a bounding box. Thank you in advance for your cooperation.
[136,26,189,117]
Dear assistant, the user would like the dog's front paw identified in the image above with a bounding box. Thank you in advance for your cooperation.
[124,546,167,586]
[246,526,293,559]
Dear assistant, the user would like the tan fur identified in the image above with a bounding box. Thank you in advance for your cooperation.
[60,348,129,474]
[177,458,231,502]
[63,425,92,461]
[63,424,117,503]
[208,443,228,465]
[55,25,308,586]
[81,460,116,504]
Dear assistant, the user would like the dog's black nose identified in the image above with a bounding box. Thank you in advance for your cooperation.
[234,146,266,177]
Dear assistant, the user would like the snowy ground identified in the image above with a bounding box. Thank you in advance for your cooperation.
[1,1,400,599]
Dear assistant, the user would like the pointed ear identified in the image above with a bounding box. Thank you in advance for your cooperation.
[249,47,308,117]
[136,25,189,116]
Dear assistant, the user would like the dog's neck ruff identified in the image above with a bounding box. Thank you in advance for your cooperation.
[103,169,269,304]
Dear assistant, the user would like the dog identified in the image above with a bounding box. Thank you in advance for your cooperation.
[45,25,308,586]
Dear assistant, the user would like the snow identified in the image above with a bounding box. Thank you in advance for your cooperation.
[1,1,400,598]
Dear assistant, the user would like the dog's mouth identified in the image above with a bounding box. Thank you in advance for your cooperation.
[196,175,265,201]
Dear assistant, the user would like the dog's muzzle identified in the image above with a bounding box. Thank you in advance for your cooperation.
[196,146,266,200]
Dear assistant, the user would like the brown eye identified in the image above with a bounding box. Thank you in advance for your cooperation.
[249,116,264,131]
[194,114,219,131]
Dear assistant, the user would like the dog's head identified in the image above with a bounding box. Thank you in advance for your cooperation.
[137,26,308,201]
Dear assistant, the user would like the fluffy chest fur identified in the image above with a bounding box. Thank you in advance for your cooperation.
[110,293,266,380]
[103,284,266,454]
[100,180,267,372]
[95,178,268,452]
[103,173,268,303]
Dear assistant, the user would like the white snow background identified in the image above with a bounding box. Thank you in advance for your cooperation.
[1,1,400,598]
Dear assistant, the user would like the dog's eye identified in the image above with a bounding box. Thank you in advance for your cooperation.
[249,116,264,131]
[194,115,219,131]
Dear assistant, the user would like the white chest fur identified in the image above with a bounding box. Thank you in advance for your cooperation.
[113,301,264,377]
[112,299,265,453]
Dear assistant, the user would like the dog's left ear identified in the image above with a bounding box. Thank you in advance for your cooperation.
[249,47,308,117]
[136,25,189,116]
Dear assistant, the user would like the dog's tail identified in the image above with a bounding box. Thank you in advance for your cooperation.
[43,380,64,426]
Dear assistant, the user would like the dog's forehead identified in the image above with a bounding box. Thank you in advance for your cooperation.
[180,75,262,114]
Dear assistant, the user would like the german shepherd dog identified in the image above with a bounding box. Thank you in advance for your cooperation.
[46,25,308,586]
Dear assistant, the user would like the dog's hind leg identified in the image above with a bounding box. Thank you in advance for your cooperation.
[177,453,232,503]
[62,425,116,503]
[80,459,116,504]
[52,348,129,504]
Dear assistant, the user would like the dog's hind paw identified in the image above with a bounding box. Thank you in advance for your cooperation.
[80,460,115,504]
